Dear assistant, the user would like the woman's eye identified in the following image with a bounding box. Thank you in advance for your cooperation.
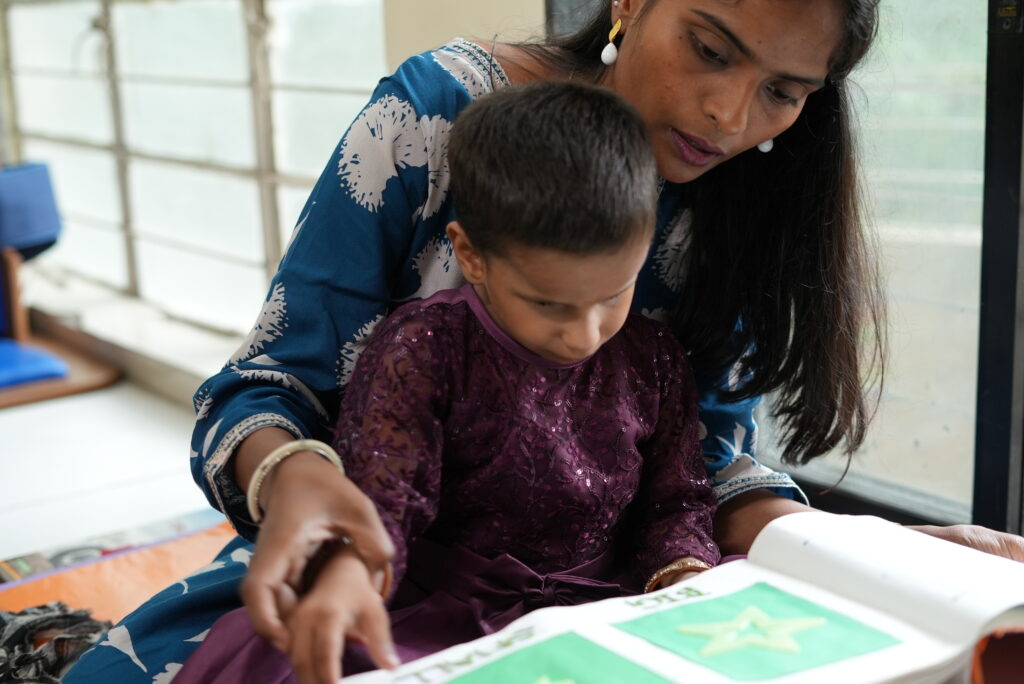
[767,84,799,106]
[691,34,727,65]
[533,300,555,309]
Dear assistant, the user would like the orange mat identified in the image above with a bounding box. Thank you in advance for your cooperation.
[0,522,237,623]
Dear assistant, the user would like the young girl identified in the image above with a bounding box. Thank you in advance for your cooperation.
[175,81,719,683]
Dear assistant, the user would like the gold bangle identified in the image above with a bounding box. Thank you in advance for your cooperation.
[246,439,345,524]
[644,557,712,593]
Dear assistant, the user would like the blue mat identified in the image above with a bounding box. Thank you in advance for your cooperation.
[0,338,69,388]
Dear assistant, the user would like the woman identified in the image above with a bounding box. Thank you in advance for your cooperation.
[65,1,1024,683]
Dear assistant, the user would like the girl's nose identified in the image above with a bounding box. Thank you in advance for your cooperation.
[562,317,602,358]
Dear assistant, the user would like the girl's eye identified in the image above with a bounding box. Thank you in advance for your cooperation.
[767,84,799,106]
[691,34,727,66]
[533,300,555,309]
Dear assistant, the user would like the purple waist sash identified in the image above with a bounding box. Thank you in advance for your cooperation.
[393,538,639,637]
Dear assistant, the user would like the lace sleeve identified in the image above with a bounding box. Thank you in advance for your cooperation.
[331,312,451,589]
[633,333,720,583]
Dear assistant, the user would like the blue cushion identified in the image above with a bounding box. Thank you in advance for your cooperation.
[0,339,69,388]
[0,163,62,260]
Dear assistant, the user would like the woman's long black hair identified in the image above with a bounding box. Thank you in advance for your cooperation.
[522,0,885,465]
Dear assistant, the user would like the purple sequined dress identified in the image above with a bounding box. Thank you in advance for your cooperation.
[176,285,718,682]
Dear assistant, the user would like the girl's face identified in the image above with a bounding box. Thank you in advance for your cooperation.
[605,0,843,183]
[448,223,651,365]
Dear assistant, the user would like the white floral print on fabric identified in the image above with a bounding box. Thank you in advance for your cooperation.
[194,393,213,422]
[99,625,147,673]
[151,663,181,683]
[229,283,288,365]
[404,236,462,302]
[716,422,748,460]
[337,314,386,388]
[654,208,692,291]
[415,114,454,221]
[338,95,453,216]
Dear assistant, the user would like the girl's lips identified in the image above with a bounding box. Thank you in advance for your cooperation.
[670,129,723,167]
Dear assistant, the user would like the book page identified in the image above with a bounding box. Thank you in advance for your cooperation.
[345,562,967,683]
[748,512,1024,643]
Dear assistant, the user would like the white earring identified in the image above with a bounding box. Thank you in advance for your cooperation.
[757,139,774,153]
[601,19,622,66]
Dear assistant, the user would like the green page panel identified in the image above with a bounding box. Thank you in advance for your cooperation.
[614,582,900,681]
[449,631,671,684]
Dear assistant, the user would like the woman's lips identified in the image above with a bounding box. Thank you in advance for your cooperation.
[670,129,724,167]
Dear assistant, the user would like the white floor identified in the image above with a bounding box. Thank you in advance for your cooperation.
[0,381,212,560]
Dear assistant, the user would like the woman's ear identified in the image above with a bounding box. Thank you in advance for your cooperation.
[612,0,642,27]
[446,221,486,284]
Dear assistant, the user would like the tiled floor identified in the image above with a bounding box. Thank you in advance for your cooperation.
[0,381,211,559]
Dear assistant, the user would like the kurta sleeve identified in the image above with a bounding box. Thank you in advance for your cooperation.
[632,332,720,584]
[330,311,450,591]
[188,70,454,539]
[697,366,809,505]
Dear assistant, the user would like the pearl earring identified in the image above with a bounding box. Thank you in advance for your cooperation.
[601,18,622,66]
[757,139,774,153]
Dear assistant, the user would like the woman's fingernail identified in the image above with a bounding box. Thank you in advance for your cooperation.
[386,648,401,668]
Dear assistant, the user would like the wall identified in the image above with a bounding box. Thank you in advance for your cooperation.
[383,0,546,71]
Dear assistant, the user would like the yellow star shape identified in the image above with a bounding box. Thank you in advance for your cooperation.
[677,605,827,657]
[532,677,575,684]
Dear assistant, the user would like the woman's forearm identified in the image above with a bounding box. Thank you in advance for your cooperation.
[713,488,814,555]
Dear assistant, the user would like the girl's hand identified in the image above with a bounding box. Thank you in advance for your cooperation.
[239,447,395,656]
[285,545,399,684]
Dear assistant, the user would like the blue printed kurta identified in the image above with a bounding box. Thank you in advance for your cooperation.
[65,38,804,683]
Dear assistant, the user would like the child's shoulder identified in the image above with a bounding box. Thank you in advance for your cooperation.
[614,313,692,369]
[620,312,681,345]
[377,287,474,340]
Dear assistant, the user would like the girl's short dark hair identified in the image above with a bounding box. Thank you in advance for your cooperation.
[448,81,658,256]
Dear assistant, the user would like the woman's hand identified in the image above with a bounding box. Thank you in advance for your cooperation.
[236,429,395,657]
[909,524,1024,562]
[285,545,400,684]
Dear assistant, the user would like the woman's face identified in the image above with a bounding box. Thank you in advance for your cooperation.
[605,0,843,183]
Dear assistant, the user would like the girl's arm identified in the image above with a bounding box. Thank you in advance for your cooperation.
[253,308,452,680]
[633,328,720,586]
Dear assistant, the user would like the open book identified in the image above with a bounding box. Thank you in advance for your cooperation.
[347,512,1024,684]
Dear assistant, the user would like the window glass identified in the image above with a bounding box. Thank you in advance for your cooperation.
[13,73,113,144]
[267,0,386,90]
[121,82,255,168]
[271,90,364,178]
[135,240,266,333]
[22,140,121,225]
[129,160,263,263]
[112,0,247,81]
[760,0,985,523]
[38,219,128,290]
[9,1,104,74]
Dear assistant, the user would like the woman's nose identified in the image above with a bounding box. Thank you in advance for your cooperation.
[704,84,753,136]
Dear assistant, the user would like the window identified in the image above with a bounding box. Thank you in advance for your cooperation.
[758,1,987,525]
[3,0,386,334]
